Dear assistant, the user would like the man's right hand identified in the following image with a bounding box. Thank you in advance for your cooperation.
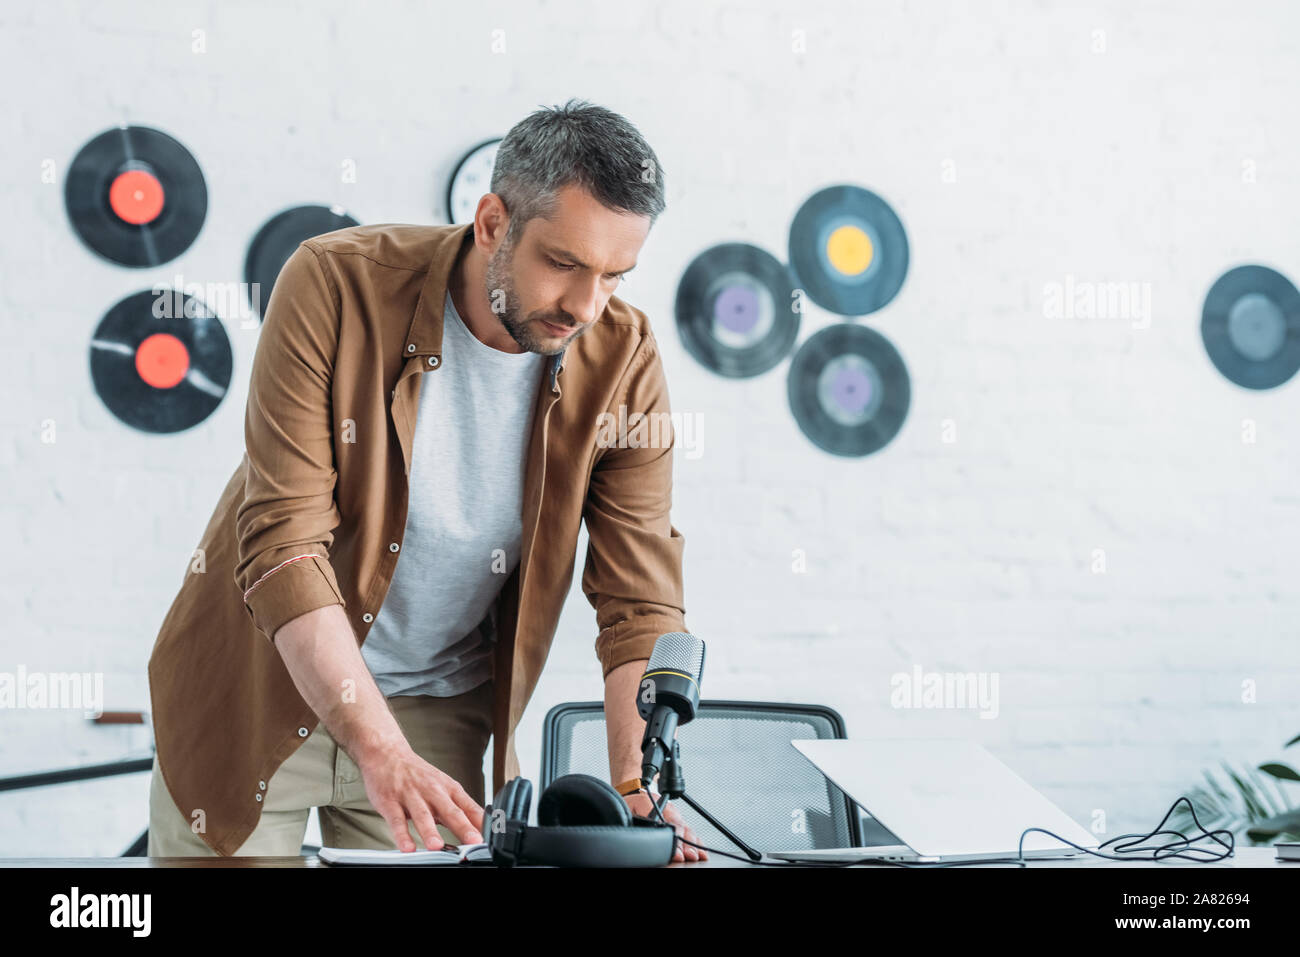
[271,604,487,852]
[355,743,486,852]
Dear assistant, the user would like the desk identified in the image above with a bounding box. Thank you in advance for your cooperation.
[0,847,1290,867]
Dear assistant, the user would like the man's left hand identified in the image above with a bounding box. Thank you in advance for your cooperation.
[621,789,709,863]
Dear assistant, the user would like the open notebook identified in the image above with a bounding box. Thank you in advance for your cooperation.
[318,843,494,866]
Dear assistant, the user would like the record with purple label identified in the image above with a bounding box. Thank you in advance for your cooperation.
[1201,264,1300,390]
[65,125,207,267]
[89,289,232,433]
[788,184,908,317]
[244,204,360,321]
[787,323,909,456]
[675,242,800,377]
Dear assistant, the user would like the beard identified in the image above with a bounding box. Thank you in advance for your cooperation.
[483,237,584,356]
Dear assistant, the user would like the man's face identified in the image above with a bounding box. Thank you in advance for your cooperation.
[483,183,651,355]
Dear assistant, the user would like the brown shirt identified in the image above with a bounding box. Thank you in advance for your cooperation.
[147,222,688,855]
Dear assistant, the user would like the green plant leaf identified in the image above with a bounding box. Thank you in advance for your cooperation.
[1244,809,1300,842]
[1284,733,1300,749]
[1225,768,1268,821]
[1258,763,1300,783]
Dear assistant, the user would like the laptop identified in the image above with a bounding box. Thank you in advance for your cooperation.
[767,738,1100,863]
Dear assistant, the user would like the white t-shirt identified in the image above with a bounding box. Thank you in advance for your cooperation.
[361,290,547,697]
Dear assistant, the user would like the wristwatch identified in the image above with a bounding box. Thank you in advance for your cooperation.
[613,777,643,797]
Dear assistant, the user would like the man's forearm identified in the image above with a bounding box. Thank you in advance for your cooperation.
[604,658,651,786]
[272,603,410,768]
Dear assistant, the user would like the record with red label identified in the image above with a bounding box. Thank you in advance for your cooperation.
[65,126,207,267]
[244,204,360,321]
[89,289,232,433]
[675,242,800,377]
[788,184,908,317]
[1201,264,1300,390]
[787,323,909,456]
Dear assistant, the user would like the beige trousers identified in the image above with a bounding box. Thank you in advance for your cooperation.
[147,681,495,856]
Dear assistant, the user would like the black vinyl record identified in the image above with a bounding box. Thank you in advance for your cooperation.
[675,242,800,377]
[244,204,360,321]
[1201,264,1300,390]
[787,323,909,457]
[788,184,908,317]
[89,289,232,433]
[65,125,207,267]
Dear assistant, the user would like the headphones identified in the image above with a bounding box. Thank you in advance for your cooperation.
[482,774,678,867]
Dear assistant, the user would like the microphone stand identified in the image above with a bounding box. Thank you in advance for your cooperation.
[656,739,763,862]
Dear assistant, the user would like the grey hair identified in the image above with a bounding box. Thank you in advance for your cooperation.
[490,98,665,245]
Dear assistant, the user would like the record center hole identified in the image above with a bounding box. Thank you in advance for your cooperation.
[136,333,190,389]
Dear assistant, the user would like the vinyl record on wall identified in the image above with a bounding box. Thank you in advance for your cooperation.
[675,242,800,377]
[787,323,909,457]
[1201,264,1300,390]
[788,184,908,317]
[447,138,501,223]
[65,125,207,267]
[89,289,232,433]
[244,204,359,321]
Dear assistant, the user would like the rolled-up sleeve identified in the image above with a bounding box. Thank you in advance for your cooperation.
[234,242,346,643]
[583,332,688,678]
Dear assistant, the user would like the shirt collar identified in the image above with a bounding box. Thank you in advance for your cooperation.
[405,222,566,392]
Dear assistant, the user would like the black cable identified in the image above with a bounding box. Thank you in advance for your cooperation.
[658,795,1235,868]
[1012,796,1234,864]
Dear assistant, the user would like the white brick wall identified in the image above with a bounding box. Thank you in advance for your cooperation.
[1,0,1297,856]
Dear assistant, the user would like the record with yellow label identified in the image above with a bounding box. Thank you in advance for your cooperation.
[788,185,908,317]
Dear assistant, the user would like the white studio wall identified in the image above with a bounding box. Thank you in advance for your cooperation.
[1,0,1297,856]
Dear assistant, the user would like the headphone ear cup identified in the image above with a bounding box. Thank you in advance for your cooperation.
[537,773,633,827]
[490,776,532,827]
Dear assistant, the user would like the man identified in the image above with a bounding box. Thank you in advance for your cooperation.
[146,99,706,862]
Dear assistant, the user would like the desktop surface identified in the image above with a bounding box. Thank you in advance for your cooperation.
[0,848,1290,868]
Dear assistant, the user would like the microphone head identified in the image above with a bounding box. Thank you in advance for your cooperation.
[646,631,705,682]
[639,632,705,722]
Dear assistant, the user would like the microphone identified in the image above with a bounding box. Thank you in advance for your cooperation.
[637,632,705,788]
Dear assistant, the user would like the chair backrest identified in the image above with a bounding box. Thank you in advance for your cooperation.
[540,700,863,853]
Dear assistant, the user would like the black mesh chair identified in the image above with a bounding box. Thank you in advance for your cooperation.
[541,700,897,855]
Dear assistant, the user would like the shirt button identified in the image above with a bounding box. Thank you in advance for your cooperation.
[259,780,267,790]
[362,612,374,623]
[407,343,416,353]
[389,542,400,553]
[298,727,309,737]
[428,356,440,368]
[255,793,263,802]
